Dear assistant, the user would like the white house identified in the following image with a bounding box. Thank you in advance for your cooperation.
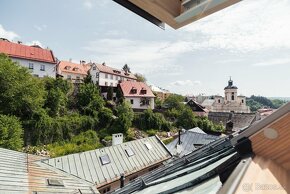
[119,81,155,110]
[0,39,57,78]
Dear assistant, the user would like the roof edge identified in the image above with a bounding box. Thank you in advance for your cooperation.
[155,135,173,157]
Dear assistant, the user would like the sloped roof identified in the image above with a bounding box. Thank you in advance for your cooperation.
[94,63,137,80]
[113,138,240,194]
[119,81,155,98]
[166,130,219,156]
[0,40,56,64]
[188,127,207,134]
[201,99,215,107]
[58,61,90,75]
[41,136,171,187]
[0,148,99,194]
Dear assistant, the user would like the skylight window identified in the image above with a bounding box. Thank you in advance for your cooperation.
[144,142,152,150]
[100,154,111,165]
[125,148,135,157]
[47,179,64,187]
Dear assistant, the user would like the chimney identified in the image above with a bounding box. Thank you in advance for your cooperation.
[178,130,181,145]
[17,41,22,44]
[102,62,106,66]
[69,58,72,62]
[120,173,125,188]
[112,133,123,146]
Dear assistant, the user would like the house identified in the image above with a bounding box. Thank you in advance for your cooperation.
[57,60,91,83]
[40,135,172,193]
[166,128,219,157]
[113,102,290,194]
[119,81,155,110]
[186,99,209,117]
[149,84,171,101]
[89,63,137,99]
[0,38,57,78]
[0,148,99,194]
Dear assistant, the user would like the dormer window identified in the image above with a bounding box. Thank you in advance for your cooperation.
[131,87,137,94]
[92,66,96,70]
[73,67,79,71]
[140,88,147,94]
[65,66,71,70]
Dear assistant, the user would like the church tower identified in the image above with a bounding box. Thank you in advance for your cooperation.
[224,77,238,104]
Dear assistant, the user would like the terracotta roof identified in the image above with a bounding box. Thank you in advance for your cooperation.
[58,61,90,75]
[95,63,137,80]
[0,40,56,63]
[120,81,155,98]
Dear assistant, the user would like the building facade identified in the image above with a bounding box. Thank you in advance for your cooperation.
[150,85,171,101]
[0,39,57,78]
[119,81,155,110]
[57,60,91,83]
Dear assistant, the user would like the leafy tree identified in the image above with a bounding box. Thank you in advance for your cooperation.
[107,87,113,100]
[84,71,93,84]
[122,64,131,73]
[0,114,23,150]
[98,107,114,128]
[164,94,185,109]
[176,107,197,129]
[76,83,104,116]
[134,73,146,82]
[271,99,286,109]
[0,54,45,119]
[112,101,134,134]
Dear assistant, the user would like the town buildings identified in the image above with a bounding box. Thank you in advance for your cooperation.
[150,85,171,101]
[0,38,57,78]
[119,81,155,110]
[57,60,91,83]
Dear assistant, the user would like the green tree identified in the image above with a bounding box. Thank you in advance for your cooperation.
[107,87,113,100]
[176,107,197,129]
[84,71,93,84]
[0,114,23,150]
[0,54,45,119]
[134,73,146,82]
[112,101,134,134]
[164,94,185,109]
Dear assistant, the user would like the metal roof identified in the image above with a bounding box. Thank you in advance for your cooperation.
[0,148,99,194]
[187,127,207,134]
[41,136,172,187]
[166,130,220,157]
[112,137,240,194]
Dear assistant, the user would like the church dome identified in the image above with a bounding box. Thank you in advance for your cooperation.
[224,78,238,90]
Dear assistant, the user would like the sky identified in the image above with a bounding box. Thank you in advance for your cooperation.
[1,0,290,97]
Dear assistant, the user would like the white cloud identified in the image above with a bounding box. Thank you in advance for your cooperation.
[169,80,201,86]
[83,38,192,75]
[0,24,19,40]
[26,40,43,48]
[252,58,290,67]
[181,0,290,52]
[84,0,93,9]
[34,24,47,31]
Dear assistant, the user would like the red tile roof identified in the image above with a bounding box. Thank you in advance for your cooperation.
[0,40,56,64]
[95,63,137,80]
[58,61,90,75]
[120,81,155,98]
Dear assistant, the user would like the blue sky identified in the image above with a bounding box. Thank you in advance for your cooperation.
[1,0,290,97]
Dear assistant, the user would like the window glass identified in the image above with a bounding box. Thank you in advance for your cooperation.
[100,154,111,165]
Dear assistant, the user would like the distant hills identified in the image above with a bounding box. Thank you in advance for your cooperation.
[268,97,290,101]
[246,95,288,112]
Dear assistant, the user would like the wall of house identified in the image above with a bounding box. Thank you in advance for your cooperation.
[61,72,86,83]
[125,97,154,110]
[12,58,56,78]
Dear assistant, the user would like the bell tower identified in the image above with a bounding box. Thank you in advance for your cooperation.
[224,77,238,104]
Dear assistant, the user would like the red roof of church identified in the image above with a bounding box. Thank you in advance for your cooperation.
[0,40,56,64]
[119,81,155,97]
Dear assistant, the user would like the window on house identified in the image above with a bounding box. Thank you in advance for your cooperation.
[100,154,111,165]
[140,88,147,94]
[115,76,118,80]
[193,144,203,149]
[105,74,108,78]
[93,66,96,70]
[29,63,34,69]
[218,99,220,103]
[130,99,134,104]
[110,74,113,79]
[105,82,108,86]
[96,72,99,78]
[110,83,113,86]
[144,142,152,150]
[47,179,64,187]
[67,75,71,80]
[125,147,135,157]
[242,99,244,103]
[40,65,45,71]
[33,74,39,77]
[131,87,137,94]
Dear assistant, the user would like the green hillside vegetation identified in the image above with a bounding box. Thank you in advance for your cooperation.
[247,95,287,112]
[0,54,224,156]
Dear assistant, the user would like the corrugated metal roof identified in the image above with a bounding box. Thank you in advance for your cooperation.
[41,136,171,187]
[0,148,99,194]
[166,131,220,156]
[112,138,240,194]
[187,127,207,134]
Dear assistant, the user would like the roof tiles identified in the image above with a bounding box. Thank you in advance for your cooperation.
[119,81,155,98]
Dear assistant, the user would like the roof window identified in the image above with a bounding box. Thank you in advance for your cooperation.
[47,179,64,187]
[141,88,147,94]
[144,142,152,150]
[100,154,111,165]
[131,87,137,94]
[125,148,135,157]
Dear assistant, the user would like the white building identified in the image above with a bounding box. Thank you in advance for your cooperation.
[202,78,250,113]
[119,81,155,110]
[0,39,57,78]
[57,60,91,83]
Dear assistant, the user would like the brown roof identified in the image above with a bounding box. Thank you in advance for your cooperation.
[0,40,56,64]
[95,63,137,80]
[120,81,155,98]
[58,61,90,75]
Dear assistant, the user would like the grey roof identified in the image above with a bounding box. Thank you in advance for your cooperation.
[166,131,220,156]
[187,127,206,134]
[112,137,240,194]
[0,148,99,194]
[41,136,172,187]
[201,99,215,107]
